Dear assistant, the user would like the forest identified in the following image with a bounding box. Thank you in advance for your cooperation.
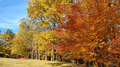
[0,0,120,67]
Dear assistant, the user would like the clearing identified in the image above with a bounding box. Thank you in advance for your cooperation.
[0,58,85,67]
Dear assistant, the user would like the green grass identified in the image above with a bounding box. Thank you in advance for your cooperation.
[0,58,85,67]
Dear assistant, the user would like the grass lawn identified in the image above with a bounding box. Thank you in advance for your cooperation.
[0,58,85,67]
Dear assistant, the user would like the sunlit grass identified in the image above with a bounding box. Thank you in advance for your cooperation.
[0,58,85,67]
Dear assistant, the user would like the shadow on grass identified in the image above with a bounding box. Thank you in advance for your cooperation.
[47,62,65,66]
[46,62,72,67]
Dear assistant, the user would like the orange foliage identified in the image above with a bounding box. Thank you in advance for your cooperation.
[20,58,27,60]
[54,0,120,66]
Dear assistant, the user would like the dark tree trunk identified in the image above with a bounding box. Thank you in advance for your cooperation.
[31,49,34,59]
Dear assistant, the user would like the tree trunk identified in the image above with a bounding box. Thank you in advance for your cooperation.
[31,42,34,59]
[94,62,99,67]
[56,54,58,61]
[31,48,34,59]
[38,51,41,60]
[51,49,54,61]
[45,51,47,61]
[9,52,12,58]
[93,61,96,67]
[76,59,79,64]
[51,51,53,61]
[4,54,6,58]
[71,59,75,64]
[53,51,54,61]
[97,62,101,67]
[35,50,37,59]
[85,61,90,67]
[58,55,62,61]
[60,55,62,61]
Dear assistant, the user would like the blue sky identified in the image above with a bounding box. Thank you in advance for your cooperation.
[0,0,27,33]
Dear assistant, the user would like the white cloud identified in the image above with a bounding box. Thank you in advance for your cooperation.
[0,23,16,29]
[0,18,20,29]
[2,18,20,23]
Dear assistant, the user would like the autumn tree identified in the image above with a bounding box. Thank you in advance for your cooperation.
[26,0,75,61]
[55,0,120,66]
[26,0,74,29]
[33,30,59,61]
[11,18,35,58]
[0,29,15,57]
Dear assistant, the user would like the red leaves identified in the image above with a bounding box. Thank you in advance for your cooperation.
[20,58,26,60]
[55,0,120,65]
[57,4,68,14]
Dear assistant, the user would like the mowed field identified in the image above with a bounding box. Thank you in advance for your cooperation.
[0,58,85,67]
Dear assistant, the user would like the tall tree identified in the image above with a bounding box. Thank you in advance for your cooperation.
[55,0,120,66]
[26,0,75,29]
[0,29,15,57]
[11,18,35,58]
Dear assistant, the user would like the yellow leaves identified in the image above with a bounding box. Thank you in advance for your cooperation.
[34,11,38,15]
[38,46,45,51]
[78,47,87,52]
[49,7,56,12]
[41,23,50,28]
[31,0,35,3]
[0,52,3,54]
[5,53,9,56]
[28,30,34,34]
[42,19,49,23]
[11,50,15,54]
[26,0,73,27]
[39,31,54,41]
[27,1,32,5]
[33,31,56,52]
[1,34,11,47]
[82,47,86,52]
[44,5,49,10]
[12,20,35,55]
[47,50,51,56]
[77,18,84,23]
[92,58,96,61]
[90,52,97,56]
[34,23,39,26]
